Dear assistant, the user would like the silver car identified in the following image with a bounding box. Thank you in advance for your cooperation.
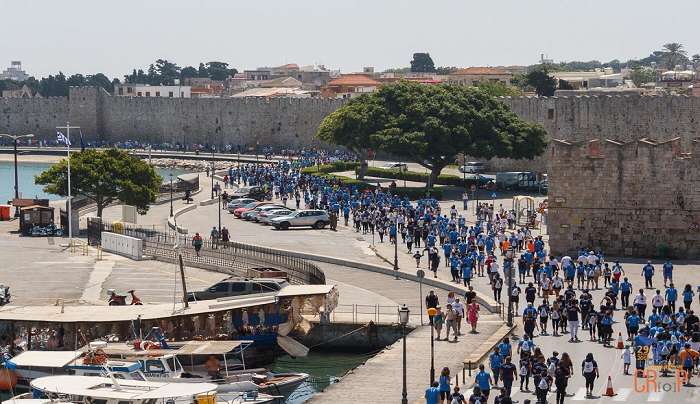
[259,208,294,225]
[242,204,285,221]
[270,210,330,230]
[227,198,256,213]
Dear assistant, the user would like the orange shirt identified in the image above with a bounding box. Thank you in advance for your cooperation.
[678,349,699,367]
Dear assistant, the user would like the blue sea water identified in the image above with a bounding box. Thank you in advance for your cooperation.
[0,161,191,204]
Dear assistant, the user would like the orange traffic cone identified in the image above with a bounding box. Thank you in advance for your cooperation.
[603,376,617,397]
[616,332,624,349]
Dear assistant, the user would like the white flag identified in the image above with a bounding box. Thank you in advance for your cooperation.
[56,131,71,146]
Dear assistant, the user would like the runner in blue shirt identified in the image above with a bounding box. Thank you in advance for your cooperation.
[498,337,512,358]
[442,242,452,268]
[662,260,673,288]
[665,284,678,312]
[682,285,695,311]
[620,278,633,308]
[474,364,493,400]
[642,261,655,289]
[489,348,503,387]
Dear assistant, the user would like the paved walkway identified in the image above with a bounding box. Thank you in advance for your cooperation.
[309,322,509,403]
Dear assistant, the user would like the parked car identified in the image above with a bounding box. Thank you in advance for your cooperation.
[270,210,330,230]
[230,186,267,201]
[259,208,295,225]
[458,161,486,174]
[187,277,289,302]
[227,198,257,213]
[378,162,408,172]
[242,204,286,221]
[233,201,273,218]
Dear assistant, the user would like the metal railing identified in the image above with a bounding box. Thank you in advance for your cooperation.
[87,218,325,285]
[328,304,424,324]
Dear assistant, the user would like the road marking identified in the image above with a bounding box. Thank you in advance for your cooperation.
[571,387,587,401]
[613,388,632,401]
[647,391,664,402]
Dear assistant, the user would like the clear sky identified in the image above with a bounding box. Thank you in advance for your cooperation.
[2,0,699,79]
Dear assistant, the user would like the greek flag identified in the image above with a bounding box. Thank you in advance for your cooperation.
[56,131,71,146]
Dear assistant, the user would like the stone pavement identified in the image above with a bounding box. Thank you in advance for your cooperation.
[309,322,510,404]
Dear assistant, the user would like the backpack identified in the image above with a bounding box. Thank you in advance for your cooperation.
[538,377,549,390]
[684,353,694,369]
[547,362,556,376]
[520,365,528,376]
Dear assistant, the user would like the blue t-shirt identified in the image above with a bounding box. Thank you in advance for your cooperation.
[439,375,450,392]
[643,264,654,278]
[498,342,511,357]
[475,371,491,390]
[621,281,632,293]
[627,314,640,327]
[663,262,673,276]
[425,387,441,404]
[490,352,502,369]
[683,290,694,302]
[666,288,678,302]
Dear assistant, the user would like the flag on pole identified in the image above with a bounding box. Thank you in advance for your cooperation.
[56,131,71,146]
[79,129,85,152]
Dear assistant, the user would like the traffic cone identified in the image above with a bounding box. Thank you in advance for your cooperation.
[603,376,617,397]
[616,332,624,349]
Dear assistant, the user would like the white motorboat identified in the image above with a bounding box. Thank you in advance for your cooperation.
[20,375,280,404]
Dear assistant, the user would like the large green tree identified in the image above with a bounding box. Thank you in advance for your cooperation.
[410,53,436,73]
[317,81,547,186]
[36,149,162,218]
[524,66,557,96]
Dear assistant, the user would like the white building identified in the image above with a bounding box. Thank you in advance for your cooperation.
[114,83,191,98]
[0,61,30,81]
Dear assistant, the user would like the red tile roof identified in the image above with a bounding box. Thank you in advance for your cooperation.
[450,67,510,76]
[327,74,381,87]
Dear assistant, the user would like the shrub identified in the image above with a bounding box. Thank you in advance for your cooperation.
[361,167,482,187]
[300,161,360,174]
[306,172,444,199]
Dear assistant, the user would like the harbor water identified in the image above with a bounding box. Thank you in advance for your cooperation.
[270,350,374,403]
[0,161,193,204]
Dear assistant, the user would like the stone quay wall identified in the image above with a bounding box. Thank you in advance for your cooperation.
[3,87,700,172]
[547,137,700,259]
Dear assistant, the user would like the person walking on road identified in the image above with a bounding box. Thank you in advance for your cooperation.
[499,356,518,397]
[439,367,452,403]
[445,304,458,342]
[474,364,494,401]
[192,233,203,256]
[642,261,655,289]
[425,381,441,404]
[554,362,570,404]
[581,353,599,398]
[467,299,480,334]
[634,289,648,320]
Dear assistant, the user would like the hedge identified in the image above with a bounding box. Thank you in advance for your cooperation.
[300,161,361,174]
[307,172,444,200]
[360,167,483,187]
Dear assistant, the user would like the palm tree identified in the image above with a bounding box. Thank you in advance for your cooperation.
[661,43,688,70]
[692,54,700,68]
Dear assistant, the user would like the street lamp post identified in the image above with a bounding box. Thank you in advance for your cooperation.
[218,193,222,234]
[211,145,216,199]
[398,304,410,404]
[0,133,34,217]
[427,307,437,384]
[506,247,515,327]
[393,214,399,280]
[169,173,174,217]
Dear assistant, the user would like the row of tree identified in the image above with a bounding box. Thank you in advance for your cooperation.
[0,59,239,97]
[123,59,237,85]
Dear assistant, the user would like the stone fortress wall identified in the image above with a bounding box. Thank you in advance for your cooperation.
[3,87,700,169]
[547,137,700,258]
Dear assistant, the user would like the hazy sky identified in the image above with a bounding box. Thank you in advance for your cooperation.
[2,0,699,79]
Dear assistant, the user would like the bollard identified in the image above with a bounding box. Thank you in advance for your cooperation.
[455,374,459,387]
[463,367,466,384]
[96,246,103,261]
[468,361,472,377]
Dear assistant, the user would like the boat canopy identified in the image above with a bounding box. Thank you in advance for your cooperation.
[277,284,335,297]
[31,375,217,400]
[92,340,254,357]
[9,350,83,368]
